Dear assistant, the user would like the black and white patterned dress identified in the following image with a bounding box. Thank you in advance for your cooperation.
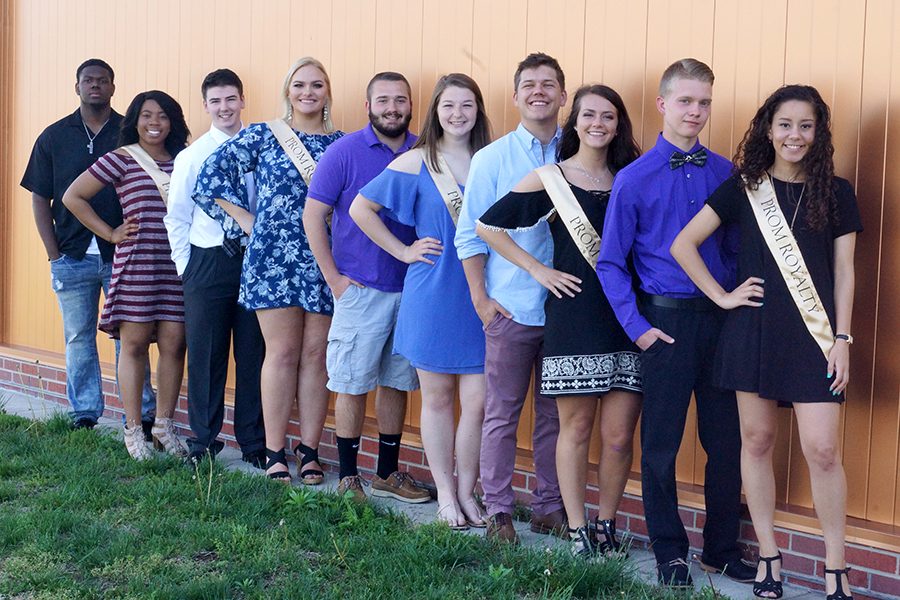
[478,170,641,397]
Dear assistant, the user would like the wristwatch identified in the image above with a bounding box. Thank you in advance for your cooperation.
[835,333,854,344]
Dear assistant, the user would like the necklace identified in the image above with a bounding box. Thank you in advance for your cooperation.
[82,119,109,155]
[769,171,806,230]
[573,158,611,188]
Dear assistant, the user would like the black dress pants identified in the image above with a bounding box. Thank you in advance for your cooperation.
[182,245,264,455]
[639,300,742,564]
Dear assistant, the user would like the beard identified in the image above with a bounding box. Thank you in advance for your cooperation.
[368,109,412,139]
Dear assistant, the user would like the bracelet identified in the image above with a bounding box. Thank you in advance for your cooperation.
[835,333,853,344]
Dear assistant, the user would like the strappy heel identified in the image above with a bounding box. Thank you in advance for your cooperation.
[124,423,153,461]
[265,448,292,483]
[293,442,324,485]
[569,525,597,559]
[151,418,188,457]
[824,566,853,600]
[753,553,783,599]
[594,518,628,557]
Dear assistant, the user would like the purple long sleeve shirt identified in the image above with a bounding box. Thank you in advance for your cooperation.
[596,134,736,341]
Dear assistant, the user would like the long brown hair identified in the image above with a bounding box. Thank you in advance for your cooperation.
[412,73,492,173]
[557,84,640,173]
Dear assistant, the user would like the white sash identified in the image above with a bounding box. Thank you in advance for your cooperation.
[420,149,464,225]
[122,144,170,205]
[745,174,834,358]
[535,164,601,268]
[267,119,317,186]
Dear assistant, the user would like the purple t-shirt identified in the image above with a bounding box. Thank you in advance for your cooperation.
[307,124,418,292]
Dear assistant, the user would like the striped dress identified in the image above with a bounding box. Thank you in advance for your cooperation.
[88,150,184,338]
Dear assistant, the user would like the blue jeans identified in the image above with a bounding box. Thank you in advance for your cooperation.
[49,253,156,423]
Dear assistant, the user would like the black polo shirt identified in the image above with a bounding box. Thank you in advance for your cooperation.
[21,109,124,262]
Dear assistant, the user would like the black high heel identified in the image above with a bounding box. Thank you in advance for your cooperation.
[594,518,628,557]
[265,448,292,483]
[824,566,853,600]
[753,553,783,599]
[293,442,324,485]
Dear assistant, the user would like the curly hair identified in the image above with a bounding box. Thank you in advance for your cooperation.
[119,90,190,158]
[557,84,641,173]
[733,84,835,231]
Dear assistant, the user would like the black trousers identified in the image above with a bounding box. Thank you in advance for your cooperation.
[182,245,264,455]
[639,302,742,564]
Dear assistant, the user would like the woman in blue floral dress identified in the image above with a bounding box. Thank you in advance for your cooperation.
[194,57,343,482]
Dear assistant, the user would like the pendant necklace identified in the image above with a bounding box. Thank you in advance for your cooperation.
[573,158,611,189]
[82,118,109,155]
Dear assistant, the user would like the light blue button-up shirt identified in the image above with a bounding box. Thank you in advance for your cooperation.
[455,123,560,326]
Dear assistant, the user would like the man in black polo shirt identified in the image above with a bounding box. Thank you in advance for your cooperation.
[21,58,156,430]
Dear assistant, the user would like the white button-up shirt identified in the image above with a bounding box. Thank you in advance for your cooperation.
[164,124,255,275]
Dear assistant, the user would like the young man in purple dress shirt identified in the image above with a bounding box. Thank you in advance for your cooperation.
[304,72,429,504]
[597,59,755,588]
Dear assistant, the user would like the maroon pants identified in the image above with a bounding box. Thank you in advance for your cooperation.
[480,314,562,517]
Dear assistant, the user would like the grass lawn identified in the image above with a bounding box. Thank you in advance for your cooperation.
[0,410,725,599]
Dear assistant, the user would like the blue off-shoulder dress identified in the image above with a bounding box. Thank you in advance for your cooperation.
[359,162,485,374]
[193,123,343,314]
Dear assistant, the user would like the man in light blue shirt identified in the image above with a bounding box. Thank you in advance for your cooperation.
[455,52,567,543]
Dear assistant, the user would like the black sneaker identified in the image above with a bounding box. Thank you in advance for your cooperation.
[242,449,266,470]
[72,417,96,430]
[657,557,694,588]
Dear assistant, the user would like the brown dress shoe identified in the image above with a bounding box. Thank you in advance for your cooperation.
[530,508,568,538]
[486,512,519,544]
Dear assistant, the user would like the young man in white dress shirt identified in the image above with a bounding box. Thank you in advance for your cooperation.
[164,69,265,466]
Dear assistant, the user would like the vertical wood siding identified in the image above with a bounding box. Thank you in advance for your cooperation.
[2,0,898,527]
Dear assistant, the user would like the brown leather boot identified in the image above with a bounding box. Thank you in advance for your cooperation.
[530,508,568,538]
[486,512,518,544]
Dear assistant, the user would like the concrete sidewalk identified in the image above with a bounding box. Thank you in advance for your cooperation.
[1,390,818,600]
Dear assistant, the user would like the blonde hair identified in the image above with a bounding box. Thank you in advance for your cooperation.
[658,58,714,97]
[281,56,334,133]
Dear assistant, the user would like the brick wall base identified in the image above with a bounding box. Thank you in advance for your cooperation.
[2,353,898,599]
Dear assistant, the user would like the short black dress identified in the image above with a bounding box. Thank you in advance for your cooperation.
[706,175,862,404]
[478,172,641,397]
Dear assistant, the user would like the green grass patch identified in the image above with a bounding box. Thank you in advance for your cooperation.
[0,410,725,599]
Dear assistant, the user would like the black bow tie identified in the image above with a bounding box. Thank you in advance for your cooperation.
[669,148,708,169]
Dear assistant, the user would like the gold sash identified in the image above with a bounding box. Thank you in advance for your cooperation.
[122,144,170,205]
[535,164,601,268]
[420,149,463,225]
[267,119,317,186]
[745,174,834,358]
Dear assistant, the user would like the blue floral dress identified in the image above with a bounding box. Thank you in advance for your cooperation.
[193,123,343,313]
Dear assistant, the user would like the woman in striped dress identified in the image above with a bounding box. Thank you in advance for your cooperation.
[63,90,191,460]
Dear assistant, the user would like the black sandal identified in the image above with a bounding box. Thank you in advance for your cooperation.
[293,443,324,485]
[753,553,783,599]
[824,566,853,600]
[265,448,291,483]
[595,518,628,558]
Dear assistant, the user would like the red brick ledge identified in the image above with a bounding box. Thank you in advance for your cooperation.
[1,351,898,599]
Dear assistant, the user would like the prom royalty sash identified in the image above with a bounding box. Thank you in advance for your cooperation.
[745,174,834,358]
[420,149,464,225]
[536,164,601,268]
[267,119,317,186]
[122,144,170,205]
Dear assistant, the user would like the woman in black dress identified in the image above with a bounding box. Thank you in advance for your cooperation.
[477,85,641,558]
[671,85,861,600]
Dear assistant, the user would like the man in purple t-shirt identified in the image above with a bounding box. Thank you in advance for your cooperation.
[304,72,429,504]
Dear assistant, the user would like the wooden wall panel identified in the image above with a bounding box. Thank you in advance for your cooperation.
[2,0,899,527]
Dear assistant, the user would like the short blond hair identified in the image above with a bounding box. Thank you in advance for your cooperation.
[281,56,334,133]
[659,58,714,97]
